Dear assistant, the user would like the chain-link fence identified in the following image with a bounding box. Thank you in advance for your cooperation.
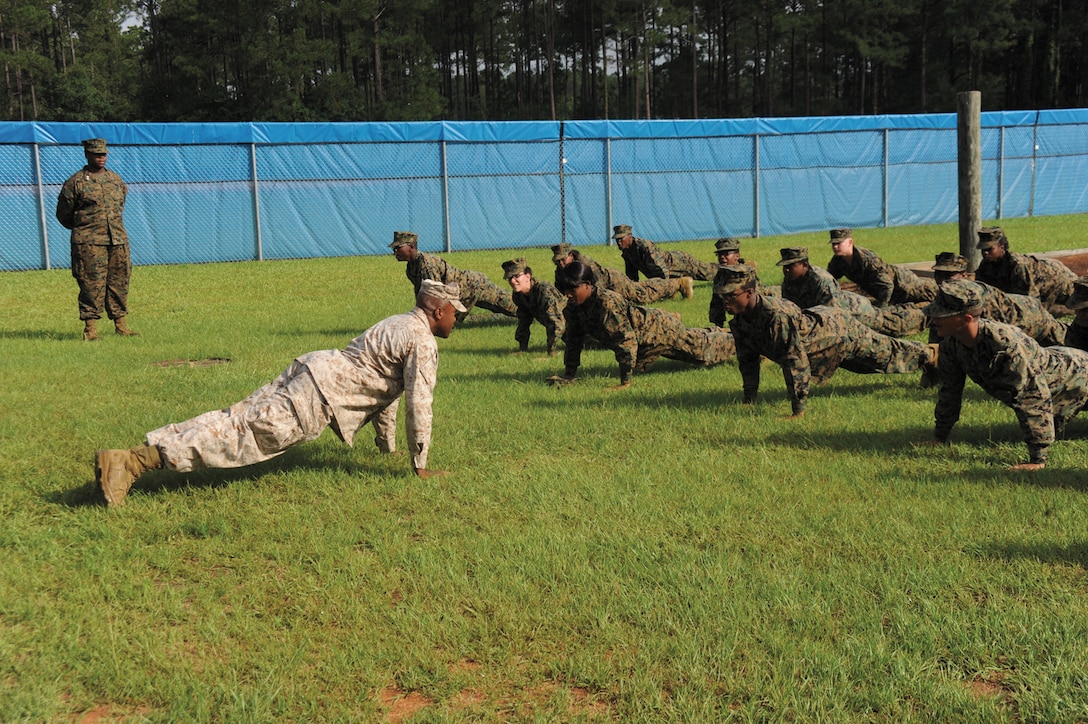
[3,112,1087,272]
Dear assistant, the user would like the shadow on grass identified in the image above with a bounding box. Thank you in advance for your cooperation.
[0,329,82,341]
[446,345,525,360]
[749,423,1025,453]
[456,312,517,327]
[955,466,1088,491]
[273,328,368,339]
[49,442,410,509]
[979,540,1088,567]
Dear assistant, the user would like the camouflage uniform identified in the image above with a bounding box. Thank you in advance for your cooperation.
[405,252,517,319]
[620,236,718,281]
[974,227,1076,313]
[826,245,937,306]
[146,306,442,472]
[781,263,866,313]
[975,251,1075,311]
[511,282,566,354]
[1063,278,1088,350]
[972,281,1068,346]
[729,294,931,416]
[56,140,131,322]
[928,254,1066,347]
[781,259,926,337]
[554,247,684,304]
[709,267,776,327]
[933,318,1088,464]
[562,287,734,384]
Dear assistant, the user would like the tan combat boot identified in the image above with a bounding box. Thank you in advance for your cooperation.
[920,343,940,387]
[678,276,695,299]
[95,444,162,508]
[114,316,139,336]
[926,343,940,369]
[83,319,98,341]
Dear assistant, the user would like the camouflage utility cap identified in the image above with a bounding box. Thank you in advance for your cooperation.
[829,228,851,242]
[976,227,1007,249]
[420,279,468,312]
[390,231,418,249]
[713,264,756,296]
[82,138,108,154]
[1067,276,1088,311]
[776,246,809,266]
[924,279,984,318]
[502,258,531,280]
[612,224,632,239]
[932,252,969,273]
[714,237,741,253]
[551,242,572,262]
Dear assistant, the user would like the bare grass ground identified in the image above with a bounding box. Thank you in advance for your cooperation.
[2,215,1087,721]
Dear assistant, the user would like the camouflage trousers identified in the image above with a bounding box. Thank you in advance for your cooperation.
[71,242,130,320]
[146,360,370,473]
[611,275,682,304]
[860,303,929,338]
[805,305,928,383]
[637,326,736,371]
[459,271,518,318]
[1047,347,1088,433]
[667,251,719,281]
[1019,311,1068,347]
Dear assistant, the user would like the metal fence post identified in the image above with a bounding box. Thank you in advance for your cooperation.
[605,137,614,245]
[998,126,1005,220]
[250,143,263,261]
[883,128,889,228]
[559,121,566,245]
[1029,112,1039,217]
[753,134,761,238]
[33,143,50,270]
[441,139,452,253]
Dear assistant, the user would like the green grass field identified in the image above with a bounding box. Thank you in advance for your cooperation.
[2,217,1087,721]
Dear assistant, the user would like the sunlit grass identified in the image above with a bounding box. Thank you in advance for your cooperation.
[1,215,1087,720]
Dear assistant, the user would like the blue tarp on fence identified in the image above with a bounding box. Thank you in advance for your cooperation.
[2,111,1087,271]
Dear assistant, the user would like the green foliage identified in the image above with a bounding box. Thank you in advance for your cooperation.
[2,216,1088,719]
[46,67,116,121]
[2,0,1084,122]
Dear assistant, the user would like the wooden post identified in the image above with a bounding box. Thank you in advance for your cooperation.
[957,91,982,272]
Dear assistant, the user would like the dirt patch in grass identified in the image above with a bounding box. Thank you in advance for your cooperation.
[964,672,1014,707]
[377,686,433,723]
[448,657,480,674]
[70,704,153,722]
[376,673,611,721]
[154,357,232,368]
[496,680,611,720]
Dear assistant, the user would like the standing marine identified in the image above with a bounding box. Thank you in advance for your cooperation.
[56,138,138,340]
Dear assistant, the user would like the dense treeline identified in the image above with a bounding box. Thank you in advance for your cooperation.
[2,0,1086,123]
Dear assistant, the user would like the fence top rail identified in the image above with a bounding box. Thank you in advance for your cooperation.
[3,110,1087,147]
